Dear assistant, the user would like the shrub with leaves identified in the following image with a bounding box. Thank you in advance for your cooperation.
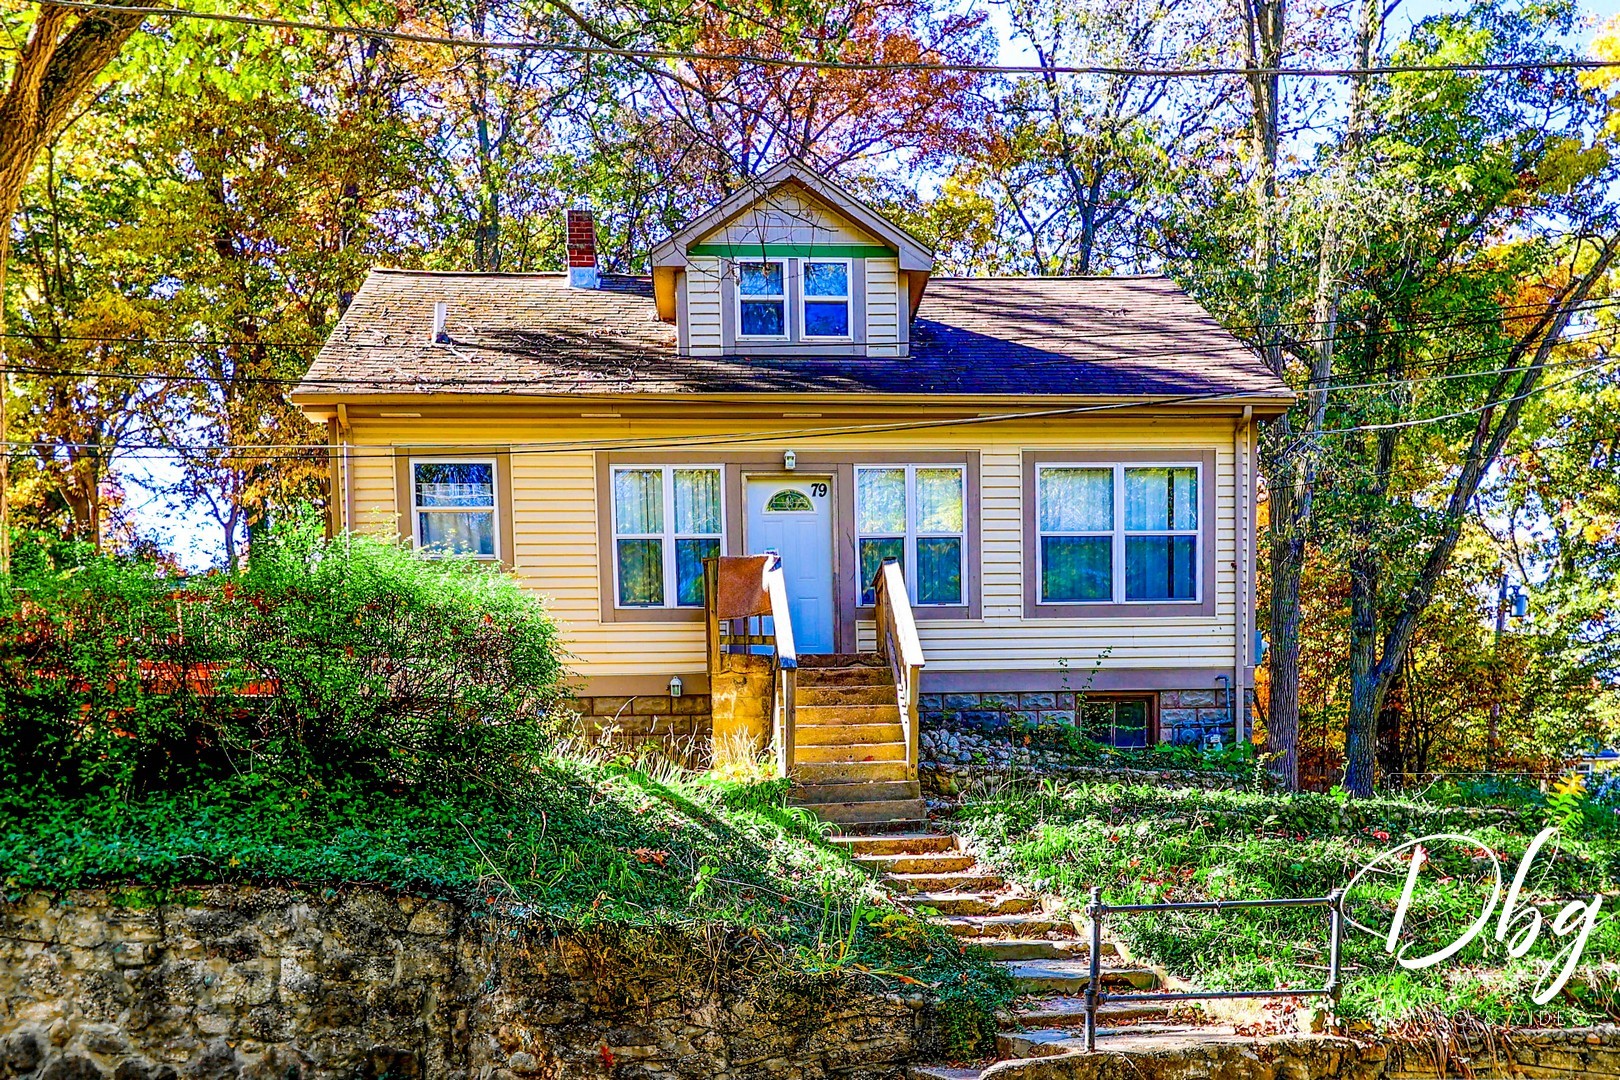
[0,520,567,794]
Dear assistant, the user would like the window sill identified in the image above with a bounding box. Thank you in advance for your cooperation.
[855,603,974,622]
[603,606,707,624]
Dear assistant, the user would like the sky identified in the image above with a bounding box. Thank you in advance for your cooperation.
[121,0,1620,568]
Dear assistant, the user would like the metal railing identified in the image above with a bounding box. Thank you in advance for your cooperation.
[703,554,799,776]
[1082,887,1344,1052]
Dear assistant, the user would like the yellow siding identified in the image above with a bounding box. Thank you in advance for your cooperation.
[346,416,1244,680]
[685,257,724,354]
[865,258,901,354]
[702,188,881,248]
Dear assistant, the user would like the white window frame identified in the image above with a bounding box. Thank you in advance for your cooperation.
[1034,462,1203,606]
[855,464,966,607]
[799,257,853,341]
[411,457,499,561]
[734,258,789,341]
[610,464,725,609]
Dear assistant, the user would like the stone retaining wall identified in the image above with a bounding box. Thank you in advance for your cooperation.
[0,887,933,1080]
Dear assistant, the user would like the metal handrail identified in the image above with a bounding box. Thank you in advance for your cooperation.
[872,558,924,779]
[1082,887,1345,1052]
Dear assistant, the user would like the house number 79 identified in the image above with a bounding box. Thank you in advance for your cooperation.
[809,483,829,498]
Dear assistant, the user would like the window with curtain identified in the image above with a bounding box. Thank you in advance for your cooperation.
[413,460,497,558]
[856,465,965,606]
[1082,698,1151,748]
[612,466,722,607]
[1125,467,1198,601]
[802,260,851,338]
[1036,463,1201,605]
[1037,466,1113,602]
[737,261,786,337]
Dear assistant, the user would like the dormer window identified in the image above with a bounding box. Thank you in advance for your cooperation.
[803,260,851,338]
[738,260,787,338]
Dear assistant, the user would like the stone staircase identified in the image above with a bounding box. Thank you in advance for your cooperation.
[788,654,929,832]
[826,829,1183,1079]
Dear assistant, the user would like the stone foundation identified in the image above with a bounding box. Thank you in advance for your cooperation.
[0,887,937,1080]
[919,689,1237,749]
[567,693,712,761]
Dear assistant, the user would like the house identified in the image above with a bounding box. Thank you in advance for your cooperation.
[293,160,1291,825]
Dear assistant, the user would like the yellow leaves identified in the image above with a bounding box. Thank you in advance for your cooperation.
[1531,136,1611,196]
[1584,16,1620,135]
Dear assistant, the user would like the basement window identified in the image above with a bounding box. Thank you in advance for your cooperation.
[1082,697,1152,748]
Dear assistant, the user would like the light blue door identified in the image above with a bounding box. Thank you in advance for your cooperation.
[746,477,835,654]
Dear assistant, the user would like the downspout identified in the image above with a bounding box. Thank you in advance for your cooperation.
[1235,406,1254,744]
[337,402,353,541]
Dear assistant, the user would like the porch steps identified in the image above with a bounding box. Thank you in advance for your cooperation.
[787,653,928,827]
[816,823,1179,1080]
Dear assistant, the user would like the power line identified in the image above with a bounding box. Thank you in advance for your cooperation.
[7,350,1611,461]
[5,300,1616,391]
[9,290,1616,358]
[31,0,1620,79]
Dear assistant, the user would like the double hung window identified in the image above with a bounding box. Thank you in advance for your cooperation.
[1036,464,1200,604]
[856,465,965,606]
[413,460,497,558]
[802,260,851,338]
[737,261,787,338]
[612,466,723,607]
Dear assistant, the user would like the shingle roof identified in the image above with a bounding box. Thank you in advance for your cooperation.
[293,269,1290,402]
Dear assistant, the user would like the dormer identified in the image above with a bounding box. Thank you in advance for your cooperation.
[649,160,935,358]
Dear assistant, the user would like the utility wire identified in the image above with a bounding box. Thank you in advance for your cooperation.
[6,351,1612,461]
[9,290,1616,357]
[27,0,1620,78]
[5,301,1617,391]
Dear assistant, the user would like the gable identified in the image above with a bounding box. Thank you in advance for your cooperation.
[688,180,892,259]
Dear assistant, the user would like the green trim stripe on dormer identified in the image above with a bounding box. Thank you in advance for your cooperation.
[686,243,896,258]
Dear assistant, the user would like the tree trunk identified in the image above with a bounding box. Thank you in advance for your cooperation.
[1343,541,1382,794]
[1265,484,1302,789]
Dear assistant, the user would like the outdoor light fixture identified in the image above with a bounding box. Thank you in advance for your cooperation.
[668,676,683,698]
[783,450,797,471]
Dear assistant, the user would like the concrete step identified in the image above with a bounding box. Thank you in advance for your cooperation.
[795,741,907,764]
[798,652,887,669]
[854,852,977,875]
[908,1068,979,1080]
[940,913,1063,938]
[789,780,920,805]
[795,667,895,687]
[887,870,1004,893]
[829,832,955,856]
[797,703,902,725]
[1012,995,1172,1028]
[794,760,912,784]
[794,722,905,747]
[907,892,1038,917]
[963,937,1107,961]
[828,816,932,835]
[798,684,898,707]
[1001,959,1159,994]
[797,797,928,824]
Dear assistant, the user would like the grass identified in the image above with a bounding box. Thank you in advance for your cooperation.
[0,747,1012,1055]
[954,777,1620,1031]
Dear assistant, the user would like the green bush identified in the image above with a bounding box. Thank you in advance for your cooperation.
[0,521,567,795]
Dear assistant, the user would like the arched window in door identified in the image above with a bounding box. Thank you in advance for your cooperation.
[765,489,815,513]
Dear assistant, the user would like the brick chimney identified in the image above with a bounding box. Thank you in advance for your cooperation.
[566,209,599,289]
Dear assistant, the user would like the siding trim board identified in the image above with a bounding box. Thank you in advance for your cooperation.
[922,666,1249,693]
[1020,448,1218,619]
[689,243,894,258]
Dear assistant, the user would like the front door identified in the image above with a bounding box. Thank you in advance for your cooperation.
[745,476,835,654]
